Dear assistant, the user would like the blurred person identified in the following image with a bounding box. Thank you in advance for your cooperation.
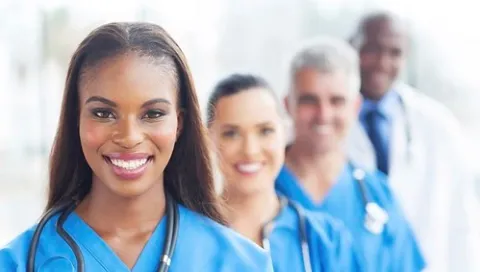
[208,74,361,272]
[347,11,479,271]
[0,22,274,271]
[276,37,426,271]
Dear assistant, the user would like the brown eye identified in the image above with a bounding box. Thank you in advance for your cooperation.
[222,130,238,139]
[261,127,275,136]
[91,108,115,119]
[298,94,318,105]
[142,110,165,120]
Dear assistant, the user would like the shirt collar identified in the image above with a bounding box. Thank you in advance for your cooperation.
[360,89,400,120]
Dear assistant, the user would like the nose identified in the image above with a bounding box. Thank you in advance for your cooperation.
[112,116,144,149]
[315,101,333,123]
[377,52,392,71]
[242,134,261,157]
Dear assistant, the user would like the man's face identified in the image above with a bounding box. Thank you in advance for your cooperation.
[286,68,361,154]
[358,18,408,100]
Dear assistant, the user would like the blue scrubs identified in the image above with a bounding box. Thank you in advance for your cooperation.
[268,203,361,271]
[275,163,426,272]
[0,205,273,271]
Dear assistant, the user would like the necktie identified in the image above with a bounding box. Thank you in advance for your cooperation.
[365,108,389,175]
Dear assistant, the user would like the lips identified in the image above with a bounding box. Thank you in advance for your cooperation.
[313,125,333,135]
[235,162,263,176]
[103,153,153,180]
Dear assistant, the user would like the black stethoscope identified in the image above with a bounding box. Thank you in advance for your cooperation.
[26,193,179,272]
[261,196,313,272]
[352,167,389,234]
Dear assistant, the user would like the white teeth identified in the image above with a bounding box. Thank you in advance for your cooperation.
[313,125,333,135]
[236,163,262,174]
[110,158,148,170]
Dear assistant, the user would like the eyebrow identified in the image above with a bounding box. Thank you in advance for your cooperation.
[85,96,117,107]
[85,96,171,107]
[141,98,171,107]
[221,121,273,129]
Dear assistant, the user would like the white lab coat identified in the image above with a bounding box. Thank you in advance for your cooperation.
[347,83,480,272]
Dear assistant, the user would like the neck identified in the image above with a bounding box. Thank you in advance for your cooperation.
[224,187,280,246]
[360,88,387,101]
[76,177,166,234]
[286,144,346,202]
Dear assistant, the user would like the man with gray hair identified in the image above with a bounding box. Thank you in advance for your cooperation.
[347,11,479,271]
[275,36,426,271]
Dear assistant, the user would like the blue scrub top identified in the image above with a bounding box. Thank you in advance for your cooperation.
[275,163,426,272]
[0,204,273,272]
[268,202,361,271]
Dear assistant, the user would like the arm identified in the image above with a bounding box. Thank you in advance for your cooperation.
[0,247,21,272]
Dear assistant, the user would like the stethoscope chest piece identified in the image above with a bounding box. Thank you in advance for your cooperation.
[364,202,389,234]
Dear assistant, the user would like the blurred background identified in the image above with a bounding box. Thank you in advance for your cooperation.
[1,0,479,249]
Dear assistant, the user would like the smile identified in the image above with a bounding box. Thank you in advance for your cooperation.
[110,158,148,170]
[235,162,264,175]
[103,153,153,180]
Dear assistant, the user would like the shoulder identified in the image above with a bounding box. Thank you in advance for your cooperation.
[397,83,461,132]
[0,213,70,271]
[351,166,402,220]
[302,210,363,270]
[0,224,37,271]
[304,209,351,242]
[360,168,394,202]
[177,206,273,271]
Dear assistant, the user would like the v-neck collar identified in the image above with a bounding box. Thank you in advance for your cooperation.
[63,212,167,272]
[275,163,351,210]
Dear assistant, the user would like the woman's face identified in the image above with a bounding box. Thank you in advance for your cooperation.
[78,53,183,198]
[209,88,286,197]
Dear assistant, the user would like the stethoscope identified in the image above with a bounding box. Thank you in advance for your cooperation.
[352,166,389,234]
[26,193,179,272]
[398,95,413,163]
[261,196,313,272]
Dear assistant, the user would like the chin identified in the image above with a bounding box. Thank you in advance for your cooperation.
[102,177,157,199]
[227,182,269,198]
[312,143,337,154]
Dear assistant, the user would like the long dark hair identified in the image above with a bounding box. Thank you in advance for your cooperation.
[47,22,225,224]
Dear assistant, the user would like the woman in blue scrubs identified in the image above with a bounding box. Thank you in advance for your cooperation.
[276,37,426,271]
[0,23,273,271]
[207,74,361,271]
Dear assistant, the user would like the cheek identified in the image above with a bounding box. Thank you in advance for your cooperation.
[265,136,286,166]
[79,119,109,151]
[148,118,178,147]
[360,53,377,68]
[390,58,403,73]
[296,107,315,125]
[217,141,241,164]
[333,108,355,131]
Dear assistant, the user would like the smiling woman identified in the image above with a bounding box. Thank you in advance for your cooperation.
[207,73,361,272]
[0,22,273,272]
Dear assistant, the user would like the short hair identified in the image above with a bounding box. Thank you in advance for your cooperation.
[349,10,409,50]
[288,36,361,96]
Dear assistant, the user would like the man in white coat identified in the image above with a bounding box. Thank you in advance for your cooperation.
[347,11,479,271]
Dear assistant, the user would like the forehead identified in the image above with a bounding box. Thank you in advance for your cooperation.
[362,17,407,46]
[214,89,280,125]
[293,68,349,96]
[79,53,178,103]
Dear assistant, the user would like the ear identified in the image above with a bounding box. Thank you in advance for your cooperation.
[176,109,184,140]
[353,93,363,115]
[283,94,291,115]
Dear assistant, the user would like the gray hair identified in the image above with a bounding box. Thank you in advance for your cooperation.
[288,36,361,96]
